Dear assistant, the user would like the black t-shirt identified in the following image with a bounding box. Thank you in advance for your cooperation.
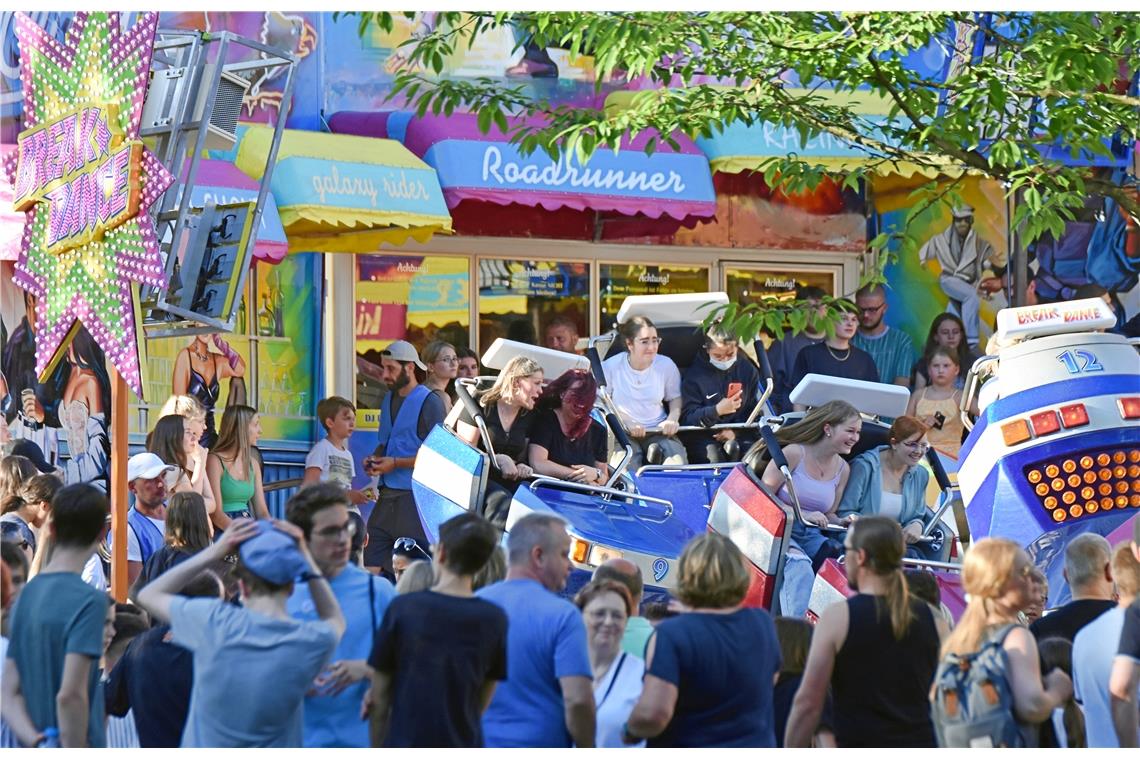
[527,408,608,469]
[773,673,834,748]
[105,624,194,748]
[1030,598,1116,643]
[790,342,879,391]
[369,590,508,747]
[831,594,940,747]
[457,402,534,463]
[1120,598,1140,661]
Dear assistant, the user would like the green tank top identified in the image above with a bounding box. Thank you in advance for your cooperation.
[220,464,256,514]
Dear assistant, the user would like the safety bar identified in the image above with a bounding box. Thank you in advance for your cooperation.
[454,379,500,471]
[900,558,962,572]
[604,410,636,489]
[920,448,956,540]
[529,476,674,523]
[960,354,998,431]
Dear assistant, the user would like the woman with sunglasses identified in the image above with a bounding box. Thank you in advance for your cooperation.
[838,416,939,561]
[391,536,432,584]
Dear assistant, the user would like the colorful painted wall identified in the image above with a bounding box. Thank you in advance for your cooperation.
[872,174,1010,350]
[1,261,112,491]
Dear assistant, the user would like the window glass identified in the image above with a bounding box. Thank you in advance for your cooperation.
[725,267,835,303]
[599,263,709,331]
[476,258,590,356]
[724,267,837,348]
[355,254,470,409]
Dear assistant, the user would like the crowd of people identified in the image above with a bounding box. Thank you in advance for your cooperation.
[0,295,1138,747]
[1,473,1136,748]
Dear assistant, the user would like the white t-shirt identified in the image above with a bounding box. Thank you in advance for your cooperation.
[82,553,107,591]
[592,651,646,748]
[1073,606,1138,747]
[126,514,165,563]
[602,353,682,427]
[305,438,356,488]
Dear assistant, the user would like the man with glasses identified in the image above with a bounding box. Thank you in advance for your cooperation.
[285,483,395,748]
[851,284,916,388]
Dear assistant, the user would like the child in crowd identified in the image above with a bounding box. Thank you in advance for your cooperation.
[303,397,370,509]
[906,347,966,457]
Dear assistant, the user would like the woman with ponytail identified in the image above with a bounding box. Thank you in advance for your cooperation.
[937,538,1073,744]
[785,516,943,747]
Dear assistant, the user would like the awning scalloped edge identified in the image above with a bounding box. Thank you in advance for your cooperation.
[279,205,453,235]
[709,155,977,180]
[286,224,448,254]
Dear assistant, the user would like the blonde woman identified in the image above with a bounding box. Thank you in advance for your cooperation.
[935,539,1073,746]
[421,340,459,414]
[157,395,215,519]
[456,356,544,527]
[622,532,781,747]
[206,405,268,531]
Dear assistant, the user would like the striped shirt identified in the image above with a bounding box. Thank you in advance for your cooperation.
[101,672,140,749]
[853,327,916,385]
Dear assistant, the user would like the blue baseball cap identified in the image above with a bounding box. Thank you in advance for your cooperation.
[238,520,312,586]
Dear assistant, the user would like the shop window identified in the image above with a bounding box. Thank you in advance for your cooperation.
[724,266,837,348]
[724,267,835,304]
[476,258,590,356]
[355,253,470,410]
[599,263,710,331]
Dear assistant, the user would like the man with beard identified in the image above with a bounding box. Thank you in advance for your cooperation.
[851,284,916,388]
[918,205,1006,350]
[784,517,945,748]
[362,341,445,576]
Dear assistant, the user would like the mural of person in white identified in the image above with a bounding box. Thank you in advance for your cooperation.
[918,205,1007,349]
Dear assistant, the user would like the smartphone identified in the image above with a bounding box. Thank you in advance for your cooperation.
[727,382,743,398]
[933,411,946,430]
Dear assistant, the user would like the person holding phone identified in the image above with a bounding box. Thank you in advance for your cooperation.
[680,325,761,464]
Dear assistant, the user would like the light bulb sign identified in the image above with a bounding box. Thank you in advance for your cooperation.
[4,12,174,399]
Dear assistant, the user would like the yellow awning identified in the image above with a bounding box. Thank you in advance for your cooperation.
[232,124,453,254]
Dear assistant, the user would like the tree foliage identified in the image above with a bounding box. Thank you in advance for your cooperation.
[345,11,1140,341]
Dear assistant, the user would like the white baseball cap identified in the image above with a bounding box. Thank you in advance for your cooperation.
[951,205,975,218]
[127,452,177,482]
[382,340,426,370]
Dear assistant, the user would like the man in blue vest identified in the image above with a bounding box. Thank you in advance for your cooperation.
[362,341,446,576]
[123,452,176,586]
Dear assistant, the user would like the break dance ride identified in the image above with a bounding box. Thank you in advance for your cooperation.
[410,293,1139,617]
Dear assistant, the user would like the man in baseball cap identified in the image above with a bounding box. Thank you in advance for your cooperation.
[380,340,426,371]
[362,340,446,576]
[137,518,345,747]
[122,452,177,585]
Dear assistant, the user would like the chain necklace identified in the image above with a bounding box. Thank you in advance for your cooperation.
[825,343,851,362]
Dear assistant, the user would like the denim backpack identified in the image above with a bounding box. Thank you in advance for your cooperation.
[931,624,1024,748]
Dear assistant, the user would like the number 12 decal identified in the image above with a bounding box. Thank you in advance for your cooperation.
[1057,350,1104,374]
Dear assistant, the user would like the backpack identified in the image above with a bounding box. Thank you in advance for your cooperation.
[931,624,1025,748]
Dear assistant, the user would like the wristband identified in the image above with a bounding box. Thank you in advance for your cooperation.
[299,570,324,583]
[621,721,642,744]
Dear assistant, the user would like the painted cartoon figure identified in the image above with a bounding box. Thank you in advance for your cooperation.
[918,205,1007,350]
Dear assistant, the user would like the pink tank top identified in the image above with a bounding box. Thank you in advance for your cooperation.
[777,457,843,514]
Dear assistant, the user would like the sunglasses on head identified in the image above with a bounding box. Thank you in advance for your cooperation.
[393,537,431,560]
